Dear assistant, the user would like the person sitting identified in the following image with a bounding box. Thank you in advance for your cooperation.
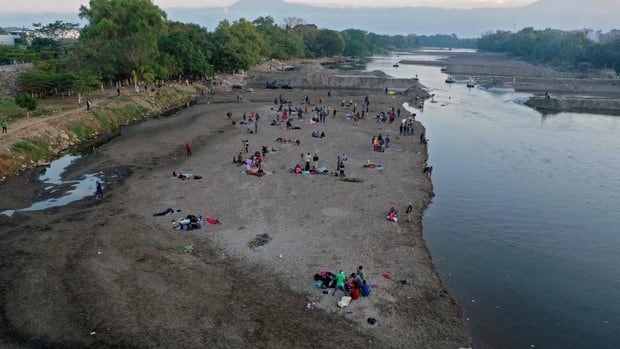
[360,280,371,297]
[293,164,302,174]
[233,152,244,164]
[387,207,398,222]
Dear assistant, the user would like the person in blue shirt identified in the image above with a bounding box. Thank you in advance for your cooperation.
[361,279,371,297]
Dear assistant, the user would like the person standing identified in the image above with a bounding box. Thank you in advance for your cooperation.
[95,181,104,199]
[406,202,414,222]
[254,119,258,134]
[1,119,7,133]
[305,152,311,171]
[332,270,348,296]
[185,143,192,156]
[86,99,91,111]
[312,153,319,169]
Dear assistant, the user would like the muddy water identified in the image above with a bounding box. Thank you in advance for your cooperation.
[368,52,620,349]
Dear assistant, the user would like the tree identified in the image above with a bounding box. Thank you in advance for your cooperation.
[341,29,371,57]
[314,29,344,57]
[77,0,167,81]
[159,22,213,78]
[15,93,38,118]
[253,16,304,60]
[212,19,265,72]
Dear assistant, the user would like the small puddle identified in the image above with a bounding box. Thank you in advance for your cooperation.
[1,154,103,217]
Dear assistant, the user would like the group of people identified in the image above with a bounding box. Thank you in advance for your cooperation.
[371,134,390,152]
[325,265,371,300]
[400,113,416,136]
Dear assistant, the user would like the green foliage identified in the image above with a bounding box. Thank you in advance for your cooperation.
[478,28,620,73]
[0,45,34,64]
[212,19,265,72]
[415,34,475,49]
[71,122,96,140]
[341,29,372,57]
[78,0,167,80]
[15,93,38,111]
[159,22,213,77]
[253,16,304,60]
[11,139,53,160]
[30,37,62,60]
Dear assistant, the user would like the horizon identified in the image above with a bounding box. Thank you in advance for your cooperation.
[1,0,617,38]
[0,0,539,14]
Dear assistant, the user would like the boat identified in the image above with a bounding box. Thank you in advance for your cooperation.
[466,79,475,88]
[393,63,399,68]
[445,76,455,83]
[440,66,447,72]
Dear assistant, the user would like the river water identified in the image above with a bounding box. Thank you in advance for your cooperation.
[367,52,620,349]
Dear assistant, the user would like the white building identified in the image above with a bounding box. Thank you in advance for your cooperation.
[0,34,14,45]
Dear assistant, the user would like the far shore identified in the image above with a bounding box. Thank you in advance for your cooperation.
[400,50,620,115]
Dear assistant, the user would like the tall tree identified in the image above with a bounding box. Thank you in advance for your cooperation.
[77,0,167,81]
[212,19,265,72]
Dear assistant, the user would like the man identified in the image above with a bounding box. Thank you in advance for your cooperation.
[1,119,7,133]
[332,270,347,296]
[305,152,311,171]
[185,143,192,156]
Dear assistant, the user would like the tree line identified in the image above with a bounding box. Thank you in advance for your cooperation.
[2,0,419,97]
[477,27,620,73]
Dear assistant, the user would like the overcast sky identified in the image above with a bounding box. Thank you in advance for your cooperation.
[3,0,538,13]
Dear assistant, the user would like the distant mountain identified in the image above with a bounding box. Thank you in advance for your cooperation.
[164,0,620,37]
[0,12,83,30]
[1,0,618,38]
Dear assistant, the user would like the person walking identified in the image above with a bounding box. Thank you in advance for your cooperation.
[185,143,192,157]
[1,119,7,133]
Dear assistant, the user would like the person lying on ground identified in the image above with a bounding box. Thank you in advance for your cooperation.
[153,207,179,216]
[247,168,266,177]
[177,214,202,230]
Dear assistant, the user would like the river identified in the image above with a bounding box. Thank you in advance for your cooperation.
[366,51,620,349]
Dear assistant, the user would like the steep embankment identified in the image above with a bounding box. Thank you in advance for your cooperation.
[0,84,204,180]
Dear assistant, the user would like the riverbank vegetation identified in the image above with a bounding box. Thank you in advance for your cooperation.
[477,28,620,73]
[0,0,418,104]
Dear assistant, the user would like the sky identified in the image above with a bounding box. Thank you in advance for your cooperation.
[2,0,538,13]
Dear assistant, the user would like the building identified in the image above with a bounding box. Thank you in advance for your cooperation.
[0,34,14,45]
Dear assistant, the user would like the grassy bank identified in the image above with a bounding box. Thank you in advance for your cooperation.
[0,85,203,180]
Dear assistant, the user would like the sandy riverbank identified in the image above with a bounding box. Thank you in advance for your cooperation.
[401,50,620,115]
[0,61,470,348]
